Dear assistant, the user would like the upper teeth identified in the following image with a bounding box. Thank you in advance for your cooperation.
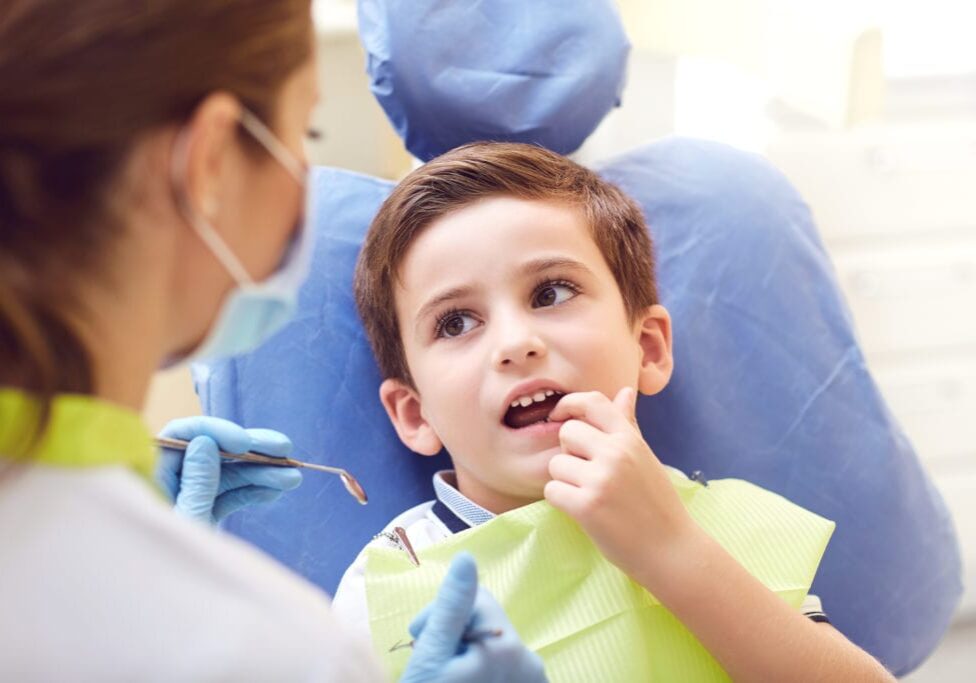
[511,389,557,408]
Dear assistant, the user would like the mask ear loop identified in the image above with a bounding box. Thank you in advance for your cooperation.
[239,108,307,185]
[169,123,255,287]
[237,106,310,260]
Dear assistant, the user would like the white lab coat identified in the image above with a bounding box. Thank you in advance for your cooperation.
[0,464,385,682]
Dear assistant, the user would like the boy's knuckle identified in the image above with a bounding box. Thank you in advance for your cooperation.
[611,432,634,451]
[548,454,567,477]
[559,419,580,440]
[585,486,608,511]
[593,462,614,488]
[547,455,558,475]
[602,442,627,465]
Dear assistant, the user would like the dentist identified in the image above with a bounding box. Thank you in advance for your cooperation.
[0,1,544,681]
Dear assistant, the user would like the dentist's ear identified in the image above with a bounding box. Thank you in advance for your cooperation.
[379,378,443,456]
[635,304,674,396]
[175,91,241,220]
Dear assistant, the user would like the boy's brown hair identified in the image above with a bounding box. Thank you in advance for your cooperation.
[354,141,659,384]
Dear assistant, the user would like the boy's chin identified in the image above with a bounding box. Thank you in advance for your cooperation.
[519,455,559,495]
[514,442,562,462]
[492,465,552,508]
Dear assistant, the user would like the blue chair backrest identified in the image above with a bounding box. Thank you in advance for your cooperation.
[193,1,962,675]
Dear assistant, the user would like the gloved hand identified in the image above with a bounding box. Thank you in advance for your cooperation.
[156,416,302,524]
[400,553,547,683]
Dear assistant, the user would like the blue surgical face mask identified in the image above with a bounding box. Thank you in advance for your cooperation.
[167,107,313,365]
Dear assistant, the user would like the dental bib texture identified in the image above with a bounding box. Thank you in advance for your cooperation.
[193,0,961,675]
[364,470,835,681]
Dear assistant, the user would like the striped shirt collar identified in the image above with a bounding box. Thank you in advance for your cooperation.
[432,470,495,531]
[432,465,692,533]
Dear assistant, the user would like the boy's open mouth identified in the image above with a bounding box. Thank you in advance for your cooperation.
[503,389,565,429]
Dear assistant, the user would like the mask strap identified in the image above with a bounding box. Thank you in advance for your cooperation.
[239,108,307,185]
[169,125,255,287]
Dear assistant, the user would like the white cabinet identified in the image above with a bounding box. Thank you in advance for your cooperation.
[874,354,976,472]
[769,122,976,241]
[768,122,976,617]
[830,239,976,356]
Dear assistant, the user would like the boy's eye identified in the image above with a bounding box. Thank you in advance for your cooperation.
[532,282,578,308]
[436,311,479,338]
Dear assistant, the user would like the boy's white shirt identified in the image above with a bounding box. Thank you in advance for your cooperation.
[331,469,828,642]
[332,497,448,640]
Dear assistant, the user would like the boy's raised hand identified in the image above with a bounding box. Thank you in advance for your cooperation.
[545,390,896,682]
[544,387,697,585]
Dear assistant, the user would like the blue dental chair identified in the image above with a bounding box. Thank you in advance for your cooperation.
[194,0,962,675]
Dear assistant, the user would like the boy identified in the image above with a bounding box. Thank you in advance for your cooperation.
[334,142,890,680]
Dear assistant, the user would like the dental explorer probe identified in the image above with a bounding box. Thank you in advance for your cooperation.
[154,436,368,505]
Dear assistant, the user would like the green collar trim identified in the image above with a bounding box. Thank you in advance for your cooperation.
[0,388,157,484]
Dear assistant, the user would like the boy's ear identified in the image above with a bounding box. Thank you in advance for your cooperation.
[635,304,674,396]
[378,378,443,456]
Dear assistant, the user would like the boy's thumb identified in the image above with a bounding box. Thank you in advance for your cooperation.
[612,386,638,424]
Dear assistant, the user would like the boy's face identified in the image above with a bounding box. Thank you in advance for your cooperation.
[380,196,672,513]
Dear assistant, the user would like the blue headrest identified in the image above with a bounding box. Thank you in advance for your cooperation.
[195,141,961,675]
[358,0,630,160]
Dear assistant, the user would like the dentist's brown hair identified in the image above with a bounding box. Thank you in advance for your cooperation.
[0,0,312,420]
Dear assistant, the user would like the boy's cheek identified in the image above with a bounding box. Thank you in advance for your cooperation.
[422,388,485,445]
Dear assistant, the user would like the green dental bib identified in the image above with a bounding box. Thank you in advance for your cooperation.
[365,471,834,681]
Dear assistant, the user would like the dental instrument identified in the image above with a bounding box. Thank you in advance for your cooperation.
[154,436,368,505]
[389,629,504,653]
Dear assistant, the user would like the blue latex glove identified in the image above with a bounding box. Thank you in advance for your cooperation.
[156,416,302,524]
[401,553,547,683]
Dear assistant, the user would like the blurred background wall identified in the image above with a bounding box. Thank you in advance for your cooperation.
[145,2,976,676]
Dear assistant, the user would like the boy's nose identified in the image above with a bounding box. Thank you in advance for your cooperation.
[492,327,547,369]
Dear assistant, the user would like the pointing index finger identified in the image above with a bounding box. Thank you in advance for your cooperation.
[549,390,634,433]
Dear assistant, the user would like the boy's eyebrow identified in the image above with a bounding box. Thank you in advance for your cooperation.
[415,285,476,328]
[518,256,594,278]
